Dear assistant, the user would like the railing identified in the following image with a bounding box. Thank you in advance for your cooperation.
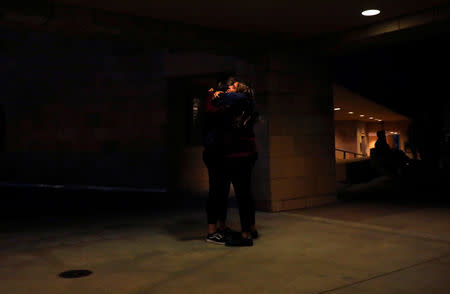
[335,148,367,159]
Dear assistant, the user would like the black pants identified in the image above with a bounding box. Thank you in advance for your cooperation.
[203,151,257,232]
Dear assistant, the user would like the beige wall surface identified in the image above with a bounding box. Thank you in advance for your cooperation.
[334,120,371,159]
[334,120,358,158]
[260,52,337,211]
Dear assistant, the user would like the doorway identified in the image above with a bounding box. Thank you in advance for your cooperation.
[167,72,233,195]
[393,134,400,150]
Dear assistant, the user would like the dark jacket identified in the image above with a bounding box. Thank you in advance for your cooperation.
[203,92,257,158]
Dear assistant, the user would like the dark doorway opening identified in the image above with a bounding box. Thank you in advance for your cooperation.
[167,72,233,194]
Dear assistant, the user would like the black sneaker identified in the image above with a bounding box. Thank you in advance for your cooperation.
[251,230,259,239]
[217,227,235,240]
[205,232,225,245]
[225,236,253,247]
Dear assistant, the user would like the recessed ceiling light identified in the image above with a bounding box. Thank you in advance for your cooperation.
[334,107,341,111]
[348,111,354,114]
[362,9,380,16]
[360,114,365,117]
[369,117,374,119]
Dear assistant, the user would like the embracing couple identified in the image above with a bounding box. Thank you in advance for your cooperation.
[202,76,259,247]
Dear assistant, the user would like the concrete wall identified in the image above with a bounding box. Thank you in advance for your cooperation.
[0,30,167,188]
[334,120,370,158]
[255,52,336,211]
[334,120,358,158]
[0,3,336,211]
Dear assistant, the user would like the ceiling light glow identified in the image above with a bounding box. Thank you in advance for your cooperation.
[348,111,354,114]
[334,107,341,111]
[362,9,380,16]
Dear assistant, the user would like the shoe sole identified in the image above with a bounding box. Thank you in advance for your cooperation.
[205,239,225,245]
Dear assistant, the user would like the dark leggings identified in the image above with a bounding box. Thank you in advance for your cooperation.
[203,151,256,232]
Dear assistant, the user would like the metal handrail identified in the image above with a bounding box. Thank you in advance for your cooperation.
[335,148,367,159]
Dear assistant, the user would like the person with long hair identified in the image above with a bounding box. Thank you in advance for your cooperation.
[202,77,258,246]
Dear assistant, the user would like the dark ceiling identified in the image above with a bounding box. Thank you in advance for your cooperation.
[16,0,448,119]
[333,26,450,119]
[51,0,450,118]
[54,0,450,38]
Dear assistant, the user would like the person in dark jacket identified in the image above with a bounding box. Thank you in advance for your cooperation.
[203,77,258,247]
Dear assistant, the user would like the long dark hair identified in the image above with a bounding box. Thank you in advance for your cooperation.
[225,76,255,100]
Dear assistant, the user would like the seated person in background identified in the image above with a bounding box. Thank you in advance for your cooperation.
[374,130,391,156]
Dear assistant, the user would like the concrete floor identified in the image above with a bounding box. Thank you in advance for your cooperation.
[1,185,449,294]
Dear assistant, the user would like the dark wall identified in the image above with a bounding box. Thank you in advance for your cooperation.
[0,29,167,189]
